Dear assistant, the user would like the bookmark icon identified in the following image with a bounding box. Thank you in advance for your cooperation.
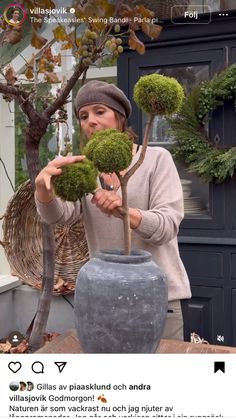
[214,361,225,373]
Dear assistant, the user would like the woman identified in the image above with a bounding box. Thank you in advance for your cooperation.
[8,8,21,25]
[35,80,191,341]
[19,382,27,391]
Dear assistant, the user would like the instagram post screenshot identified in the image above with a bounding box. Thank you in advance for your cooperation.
[0,0,236,417]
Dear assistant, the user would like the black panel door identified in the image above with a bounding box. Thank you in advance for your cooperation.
[182,286,224,344]
[232,290,236,346]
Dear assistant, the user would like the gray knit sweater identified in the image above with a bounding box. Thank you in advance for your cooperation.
[35,146,191,301]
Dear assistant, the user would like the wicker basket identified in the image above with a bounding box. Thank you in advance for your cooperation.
[1,180,89,295]
[123,0,189,19]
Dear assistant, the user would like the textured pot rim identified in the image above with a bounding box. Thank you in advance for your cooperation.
[95,249,152,264]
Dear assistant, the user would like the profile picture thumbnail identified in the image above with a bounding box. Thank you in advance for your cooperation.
[27,381,34,391]
[19,381,27,391]
[4,3,26,26]
[9,381,19,391]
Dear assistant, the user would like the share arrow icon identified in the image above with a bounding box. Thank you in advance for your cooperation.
[54,362,67,373]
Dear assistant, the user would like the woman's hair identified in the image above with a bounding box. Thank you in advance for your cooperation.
[11,8,20,16]
[113,110,138,142]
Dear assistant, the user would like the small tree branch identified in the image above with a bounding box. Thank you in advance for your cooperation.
[44,59,88,118]
[0,82,29,98]
[117,173,131,255]
[0,82,40,122]
[81,67,88,86]
[124,114,155,183]
[97,23,114,51]
[115,115,155,255]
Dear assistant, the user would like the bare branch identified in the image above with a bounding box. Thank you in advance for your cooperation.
[81,67,88,86]
[117,172,131,255]
[124,114,155,182]
[0,82,39,121]
[44,58,88,118]
[0,82,28,98]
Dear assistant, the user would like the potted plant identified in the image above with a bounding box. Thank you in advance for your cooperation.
[53,73,184,353]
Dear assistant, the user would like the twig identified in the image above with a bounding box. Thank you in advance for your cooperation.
[44,58,88,117]
[81,67,88,86]
[117,173,131,255]
[124,114,155,182]
[115,115,155,255]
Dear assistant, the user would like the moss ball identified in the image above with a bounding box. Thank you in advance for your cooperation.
[83,135,105,161]
[83,129,133,173]
[83,129,132,161]
[133,74,184,116]
[53,159,98,201]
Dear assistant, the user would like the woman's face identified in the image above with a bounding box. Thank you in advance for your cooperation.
[12,10,20,21]
[78,104,118,138]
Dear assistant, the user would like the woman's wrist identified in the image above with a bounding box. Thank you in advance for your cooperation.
[35,186,55,204]
[129,208,142,229]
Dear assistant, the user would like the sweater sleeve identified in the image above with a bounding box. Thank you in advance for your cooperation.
[35,194,82,225]
[134,148,184,244]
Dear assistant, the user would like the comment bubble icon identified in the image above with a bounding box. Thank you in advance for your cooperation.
[31,361,44,374]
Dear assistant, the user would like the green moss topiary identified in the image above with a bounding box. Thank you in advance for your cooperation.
[83,134,106,161]
[93,139,132,173]
[83,129,133,173]
[133,74,184,116]
[53,159,98,202]
[83,129,131,160]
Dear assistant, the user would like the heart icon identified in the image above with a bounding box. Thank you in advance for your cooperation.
[8,362,22,373]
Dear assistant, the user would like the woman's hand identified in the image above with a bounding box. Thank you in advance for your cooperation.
[91,189,142,228]
[91,189,123,218]
[35,155,85,203]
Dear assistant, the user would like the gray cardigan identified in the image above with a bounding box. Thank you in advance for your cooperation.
[35,147,191,301]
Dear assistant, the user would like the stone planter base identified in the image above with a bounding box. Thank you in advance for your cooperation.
[75,250,168,353]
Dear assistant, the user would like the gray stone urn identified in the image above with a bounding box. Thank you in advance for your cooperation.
[74,249,168,353]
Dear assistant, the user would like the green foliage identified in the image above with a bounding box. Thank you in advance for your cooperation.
[83,132,107,161]
[53,159,98,202]
[170,64,236,183]
[197,64,236,121]
[93,138,132,173]
[169,86,210,163]
[83,129,133,173]
[189,148,225,182]
[133,73,184,116]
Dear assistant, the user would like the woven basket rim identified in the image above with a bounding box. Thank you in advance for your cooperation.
[2,180,89,295]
